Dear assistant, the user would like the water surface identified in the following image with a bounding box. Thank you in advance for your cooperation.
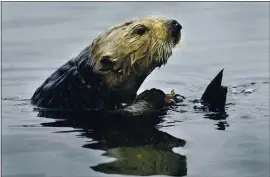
[2,2,269,177]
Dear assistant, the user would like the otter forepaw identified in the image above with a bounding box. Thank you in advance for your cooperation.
[165,89,185,105]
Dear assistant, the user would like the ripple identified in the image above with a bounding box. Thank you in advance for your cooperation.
[2,97,30,102]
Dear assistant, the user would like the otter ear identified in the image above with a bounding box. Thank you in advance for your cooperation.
[99,56,117,71]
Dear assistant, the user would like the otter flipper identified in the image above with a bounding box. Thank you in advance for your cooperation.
[200,69,227,112]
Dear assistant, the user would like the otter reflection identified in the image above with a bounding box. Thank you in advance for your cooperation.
[38,109,187,176]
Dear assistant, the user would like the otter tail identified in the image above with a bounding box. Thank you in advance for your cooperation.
[200,69,227,112]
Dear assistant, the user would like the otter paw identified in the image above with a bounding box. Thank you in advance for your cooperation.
[165,90,185,105]
[174,94,185,103]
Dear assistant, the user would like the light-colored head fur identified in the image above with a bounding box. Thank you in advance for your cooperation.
[88,17,181,102]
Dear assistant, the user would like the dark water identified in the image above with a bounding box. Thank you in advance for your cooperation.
[2,2,269,177]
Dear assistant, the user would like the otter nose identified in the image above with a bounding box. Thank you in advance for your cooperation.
[168,19,182,44]
[169,19,182,32]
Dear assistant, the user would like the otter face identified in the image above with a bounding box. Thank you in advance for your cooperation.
[89,17,182,102]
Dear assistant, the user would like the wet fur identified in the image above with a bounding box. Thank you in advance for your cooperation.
[113,88,166,116]
[90,17,178,93]
[31,47,116,110]
[31,17,181,110]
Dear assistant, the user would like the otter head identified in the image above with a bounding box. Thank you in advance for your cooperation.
[90,17,182,102]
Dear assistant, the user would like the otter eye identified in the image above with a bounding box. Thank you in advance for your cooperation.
[133,25,148,36]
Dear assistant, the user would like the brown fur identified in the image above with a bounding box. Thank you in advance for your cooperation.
[89,17,181,102]
[31,17,181,109]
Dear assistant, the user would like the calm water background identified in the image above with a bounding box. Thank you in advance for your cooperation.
[2,2,269,177]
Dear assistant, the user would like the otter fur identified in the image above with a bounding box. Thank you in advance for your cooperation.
[112,88,167,116]
[31,17,182,110]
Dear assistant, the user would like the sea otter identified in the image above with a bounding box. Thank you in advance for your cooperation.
[31,17,182,110]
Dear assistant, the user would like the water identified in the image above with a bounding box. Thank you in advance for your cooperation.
[2,2,269,177]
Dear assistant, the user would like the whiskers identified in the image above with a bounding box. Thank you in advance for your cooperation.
[151,40,173,67]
